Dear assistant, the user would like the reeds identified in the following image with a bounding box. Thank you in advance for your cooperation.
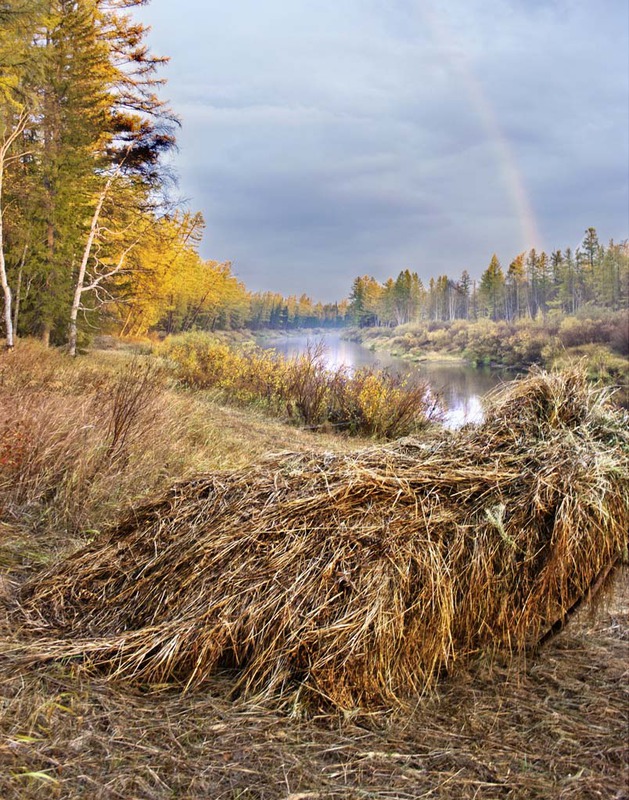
[15,367,629,710]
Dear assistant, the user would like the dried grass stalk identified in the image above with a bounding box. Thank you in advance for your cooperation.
[15,368,629,710]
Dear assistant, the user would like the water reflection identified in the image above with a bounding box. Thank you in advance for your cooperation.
[260,332,516,428]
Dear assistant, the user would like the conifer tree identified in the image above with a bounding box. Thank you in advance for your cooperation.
[506,253,527,320]
[0,0,44,347]
[458,270,472,320]
[2,0,176,348]
[479,254,505,321]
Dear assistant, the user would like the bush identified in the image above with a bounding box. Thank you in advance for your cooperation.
[610,322,629,356]
[334,369,439,438]
[558,317,614,348]
[161,333,440,438]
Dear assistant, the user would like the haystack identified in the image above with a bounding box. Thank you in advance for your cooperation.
[17,369,629,710]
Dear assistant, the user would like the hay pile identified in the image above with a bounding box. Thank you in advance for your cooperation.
[16,369,629,710]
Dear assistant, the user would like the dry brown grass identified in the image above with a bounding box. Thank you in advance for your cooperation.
[0,340,359,583]
[12,368,628,712]
[0,350,627,798]
[0,576,626,799]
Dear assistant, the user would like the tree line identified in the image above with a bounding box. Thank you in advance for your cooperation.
[1,0,181,352]
[349,228,628,327]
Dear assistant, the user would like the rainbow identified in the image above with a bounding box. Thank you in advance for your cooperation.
[420,5,542,254]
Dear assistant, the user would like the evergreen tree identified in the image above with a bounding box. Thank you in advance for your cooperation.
[0,0,44,347]
[349,275,382,327]
[458,270,472,320]
[479,254,505,320]
[537,251,551,317]
[526,248,539,317]
[506,253,527,320]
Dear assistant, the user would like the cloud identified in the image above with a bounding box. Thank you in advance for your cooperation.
[139,0,629,301]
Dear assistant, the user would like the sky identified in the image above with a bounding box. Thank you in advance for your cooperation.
[136,0,629,302]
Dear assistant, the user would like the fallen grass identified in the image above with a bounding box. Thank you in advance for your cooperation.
[13,368,629,711]
[0,576,626,799]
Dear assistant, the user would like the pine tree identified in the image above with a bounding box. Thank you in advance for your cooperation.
[537,251,551,317]
[479,254,505,320]
[458,270,472,320]
[506,253,527,320]
[526,248,539,317]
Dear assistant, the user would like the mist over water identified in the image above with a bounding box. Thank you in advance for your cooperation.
[261,332,517,429]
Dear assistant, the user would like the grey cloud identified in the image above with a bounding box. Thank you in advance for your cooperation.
[139,0,629,301]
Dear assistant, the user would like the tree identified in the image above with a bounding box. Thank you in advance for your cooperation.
[559,247,578,313]
[506,253,527,320]
[582,226,600,272]
[0,0,43,347]
[349,275,383,327]
[0,111,29,348]
[537,251,551,318]
[479,254,505,320]
[526,249,539,317]
[3,0,176,347]
[458,270,472,320]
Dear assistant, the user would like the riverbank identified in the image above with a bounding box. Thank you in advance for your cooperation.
[0,343,627,798]
[344,314,629,405]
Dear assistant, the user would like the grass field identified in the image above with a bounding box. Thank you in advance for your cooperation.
[0,341,627,799]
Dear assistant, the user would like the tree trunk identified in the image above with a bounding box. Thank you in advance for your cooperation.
[12,244,27,336]
[68,181,110,356]
[0,161,14,349]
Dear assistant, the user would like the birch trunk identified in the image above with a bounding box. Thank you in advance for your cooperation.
[68,187,108,356]
[12,244,27,336]
[0,156,13,349]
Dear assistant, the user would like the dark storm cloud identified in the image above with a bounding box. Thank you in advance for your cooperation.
[138,0,629,300]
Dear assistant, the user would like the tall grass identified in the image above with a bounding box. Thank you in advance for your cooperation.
[0,342,204,538]
[160,333,441,438]
[0,341,365,549]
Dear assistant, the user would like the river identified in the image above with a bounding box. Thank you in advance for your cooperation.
[259,332,517,428]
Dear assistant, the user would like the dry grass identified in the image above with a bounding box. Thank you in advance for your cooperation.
[0,576,626,799]
[160,333,441,437]
[11,368,629,712]
[0,340,358,574]
[0,350,627,798]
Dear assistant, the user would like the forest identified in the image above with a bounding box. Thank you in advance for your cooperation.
[348,231,628,327]
[0,0,346,353]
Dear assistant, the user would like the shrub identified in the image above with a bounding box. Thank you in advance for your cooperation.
[161,333,440,438]
[334,369,438,438]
